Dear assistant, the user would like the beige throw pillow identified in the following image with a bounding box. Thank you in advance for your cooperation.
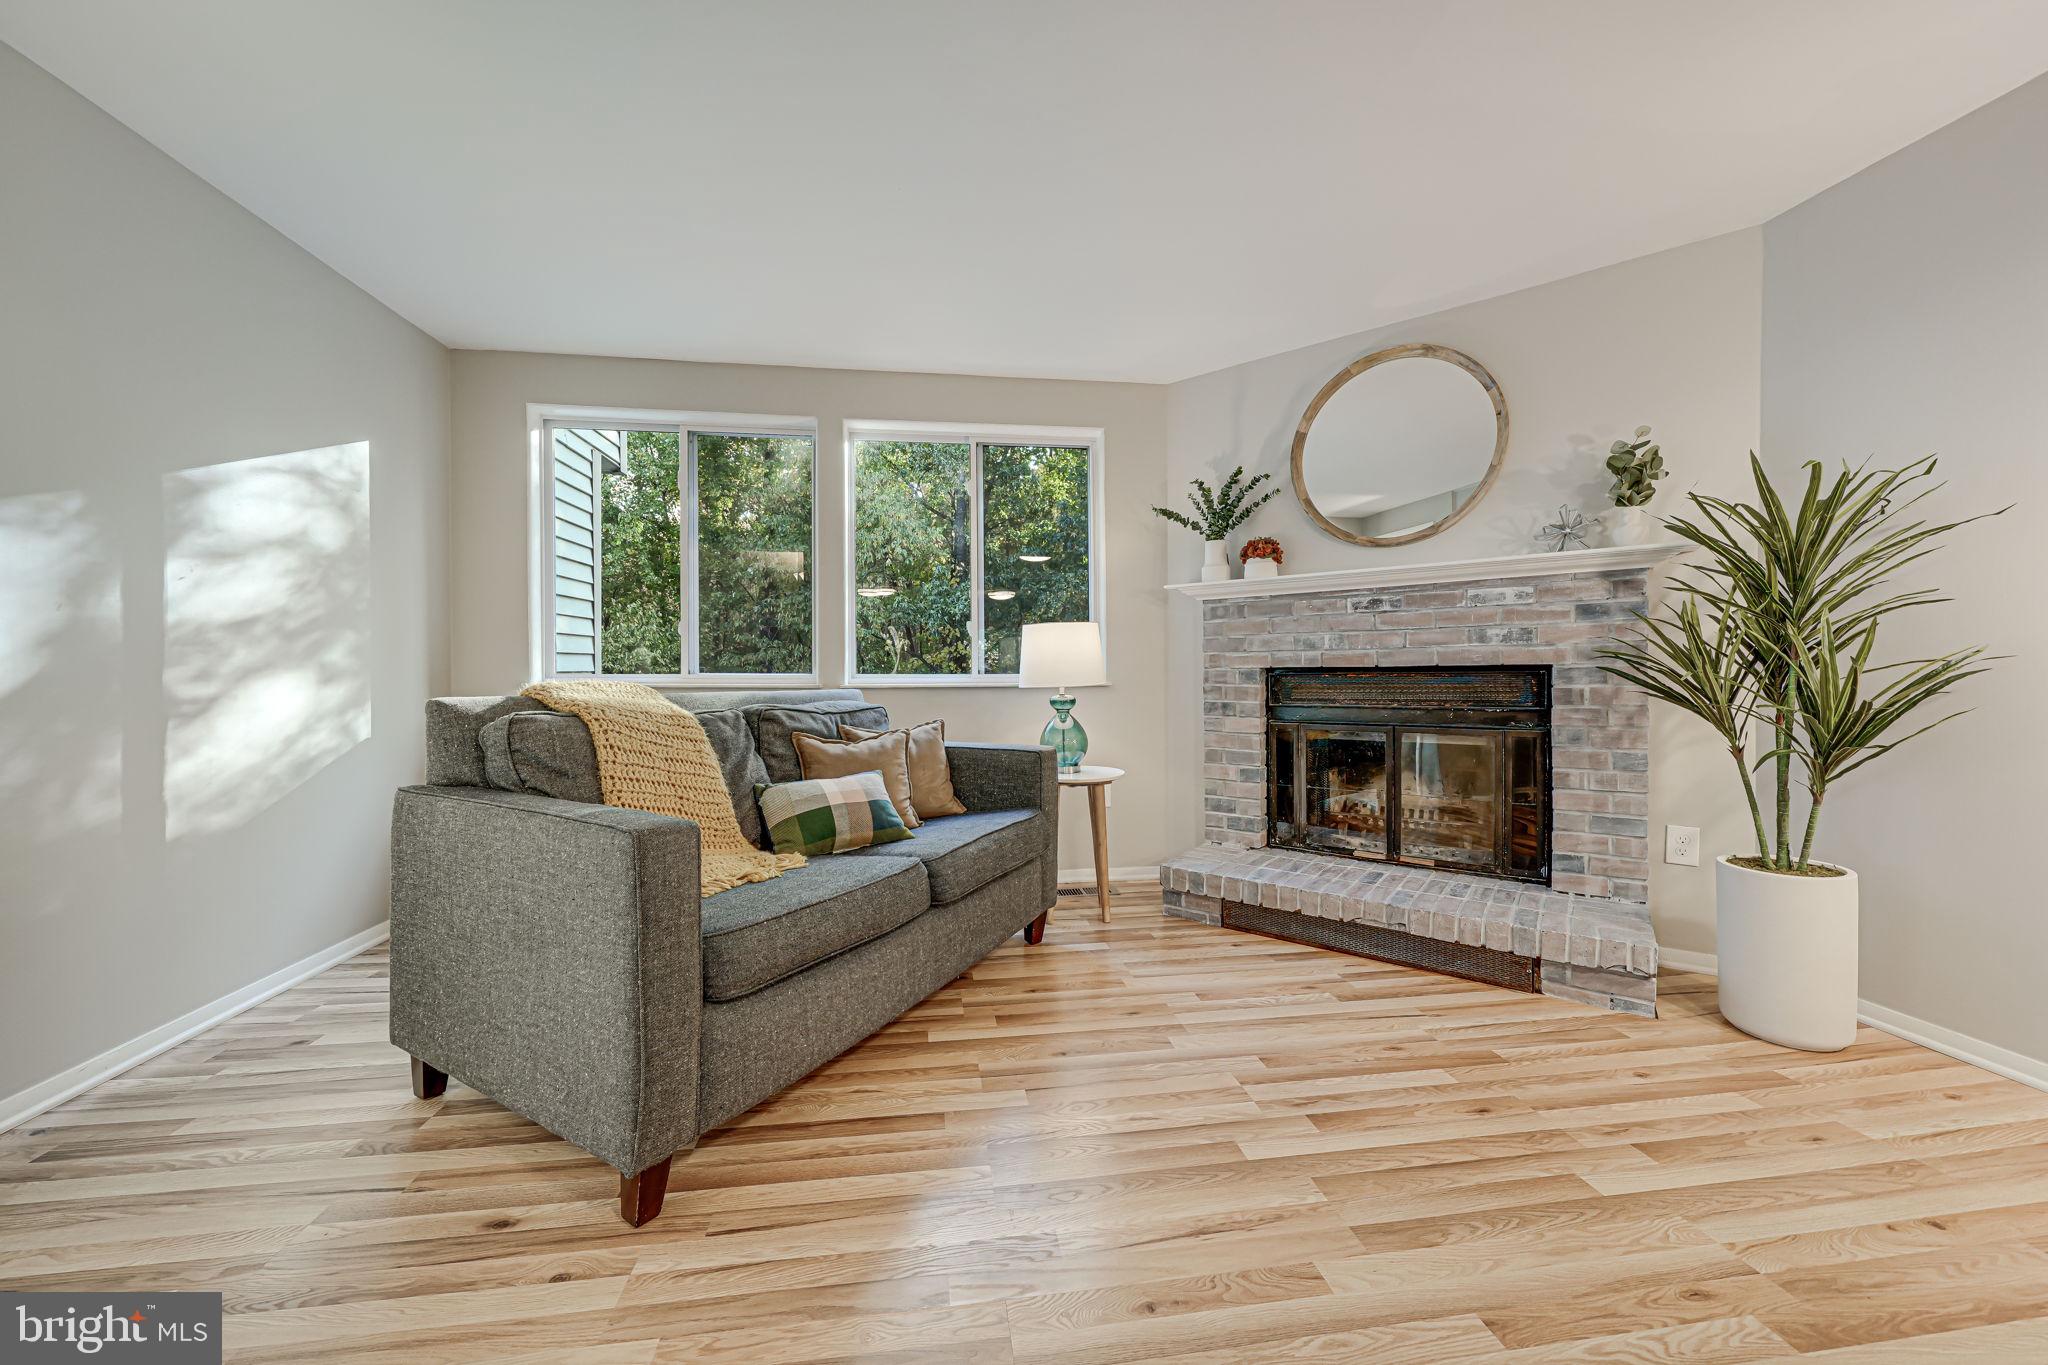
[841,719,966,819]
[793,728,921,828]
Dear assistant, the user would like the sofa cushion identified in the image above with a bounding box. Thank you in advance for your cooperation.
[478,705,772,848]
[479,710,603,804]
[752,701,891,783]
[841,808,1044,904]
[756,771,914,856]
[842,719,966,818]
[700,855,928,1002]
[794,727,920,827]
[695,709,773,847]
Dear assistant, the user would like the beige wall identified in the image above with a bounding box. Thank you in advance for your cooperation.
[1163,231,1767,956]
[448,351,1170,877]
[0,43,451,1107]
[1762,73,2048,1061]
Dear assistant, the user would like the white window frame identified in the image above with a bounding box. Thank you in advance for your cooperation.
[843,419,1106,689]
[528,404,821,686]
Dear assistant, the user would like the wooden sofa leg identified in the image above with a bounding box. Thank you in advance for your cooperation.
[410,1056,447,1099]
[1023,910,1049,945]
[620,1156,674,1227]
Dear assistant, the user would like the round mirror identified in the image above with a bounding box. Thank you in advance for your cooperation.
[1291,343,1508,546]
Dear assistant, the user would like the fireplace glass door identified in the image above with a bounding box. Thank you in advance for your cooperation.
[1300,727,1388,857]
[1266,666,1551,883]
[1398,730,1500,870]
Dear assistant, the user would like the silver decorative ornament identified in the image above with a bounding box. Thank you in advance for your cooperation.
[1537,504,1590,553]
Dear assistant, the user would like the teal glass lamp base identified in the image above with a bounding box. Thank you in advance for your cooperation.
[1041,695,1088,773]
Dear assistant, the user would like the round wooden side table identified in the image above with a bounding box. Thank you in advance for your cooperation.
[1057,766,1123,922]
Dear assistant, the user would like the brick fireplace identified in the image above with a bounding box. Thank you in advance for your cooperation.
[1161,546,1676,1015]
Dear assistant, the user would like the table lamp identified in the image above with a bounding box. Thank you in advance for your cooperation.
[1018,621,1106,773]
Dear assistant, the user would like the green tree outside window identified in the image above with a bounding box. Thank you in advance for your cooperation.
[852,438,1091,676]
[599,429,814,675]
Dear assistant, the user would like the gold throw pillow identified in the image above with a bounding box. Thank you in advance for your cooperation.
[841,719,967,819]
[793,728,921,828]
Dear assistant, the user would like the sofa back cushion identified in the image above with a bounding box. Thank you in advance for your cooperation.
[480,705,773,848]
[479,710,604,805]
[696,710,773,847]
[426,696,548,786]
[425,688,869,788]
[751,700,891,783]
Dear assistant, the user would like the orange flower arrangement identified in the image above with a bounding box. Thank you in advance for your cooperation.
[1239,536,1284,565]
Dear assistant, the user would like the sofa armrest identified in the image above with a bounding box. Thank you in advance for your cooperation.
[945,743,1058,911]
[946,742,1056,815]
[388,785,701,1175]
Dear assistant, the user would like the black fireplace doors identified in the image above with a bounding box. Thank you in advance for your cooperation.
[1268,667,1550,883]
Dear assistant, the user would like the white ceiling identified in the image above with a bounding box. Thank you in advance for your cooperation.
[7,1,2048,383]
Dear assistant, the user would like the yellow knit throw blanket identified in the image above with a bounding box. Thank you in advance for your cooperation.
[521,680,803,896]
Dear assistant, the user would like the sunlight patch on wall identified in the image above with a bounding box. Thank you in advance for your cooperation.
[162,443,371,840]
[0,490,122,837]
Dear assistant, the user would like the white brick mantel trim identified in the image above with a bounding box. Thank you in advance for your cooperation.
[1166,543,1689,600]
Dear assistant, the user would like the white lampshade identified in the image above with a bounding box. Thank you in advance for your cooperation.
[1018,621,1106,689]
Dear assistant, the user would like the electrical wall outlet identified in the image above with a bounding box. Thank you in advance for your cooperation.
[1665,824,1701,866]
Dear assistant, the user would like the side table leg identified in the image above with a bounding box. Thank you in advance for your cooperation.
[1087,784,1111,922]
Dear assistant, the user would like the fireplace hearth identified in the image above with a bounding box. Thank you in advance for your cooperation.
[1268,666,1550,883]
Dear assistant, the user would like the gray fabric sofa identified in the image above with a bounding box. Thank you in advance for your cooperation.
[389,688,1058,1225]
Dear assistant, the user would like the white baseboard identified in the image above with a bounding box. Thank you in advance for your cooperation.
[0,920,391,1134]
[1855,999,2048,1094]
[1659,948,1719,974]
[1649,950,2048,1095]
[1058,864,1159,885]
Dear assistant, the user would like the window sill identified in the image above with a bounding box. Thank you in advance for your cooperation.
[548,674,825,690]
[849,676,1114,690]
[851,675,1021,689]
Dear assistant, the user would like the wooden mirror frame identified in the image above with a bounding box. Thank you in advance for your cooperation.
[1290,342,1509,548]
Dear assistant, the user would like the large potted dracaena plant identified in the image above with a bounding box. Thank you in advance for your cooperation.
[1600,455,1999,1051]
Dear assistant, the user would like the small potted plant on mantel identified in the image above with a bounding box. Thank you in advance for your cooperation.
[1152,467,1281,582]
[1599,454,2001,1051]
[1601,425,1666,546]
[1239,536,1284,579]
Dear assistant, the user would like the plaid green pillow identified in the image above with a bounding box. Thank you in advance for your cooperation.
[755,770,914,856]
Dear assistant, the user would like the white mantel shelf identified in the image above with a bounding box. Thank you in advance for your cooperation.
[1164,542,1690,601]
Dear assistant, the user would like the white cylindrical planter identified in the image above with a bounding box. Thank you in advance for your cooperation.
[1601,506,1655,546]
[1715,855,1859,1051]
[1200,539,1233,582]
[1243,557,1280,579]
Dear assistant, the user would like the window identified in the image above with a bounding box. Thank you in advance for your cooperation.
[849,427,1098,681]
[544,416,815,680]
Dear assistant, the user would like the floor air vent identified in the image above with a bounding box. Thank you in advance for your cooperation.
[1221,900,1540,993]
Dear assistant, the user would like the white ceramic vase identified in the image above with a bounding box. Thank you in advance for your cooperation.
[1200,539,1233,582]
[1714,855,1860,1052]
[1601,506,1656,546]
[1243,557,1280,579]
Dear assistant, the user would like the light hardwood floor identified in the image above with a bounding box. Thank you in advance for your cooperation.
[7,883,2048,1362]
